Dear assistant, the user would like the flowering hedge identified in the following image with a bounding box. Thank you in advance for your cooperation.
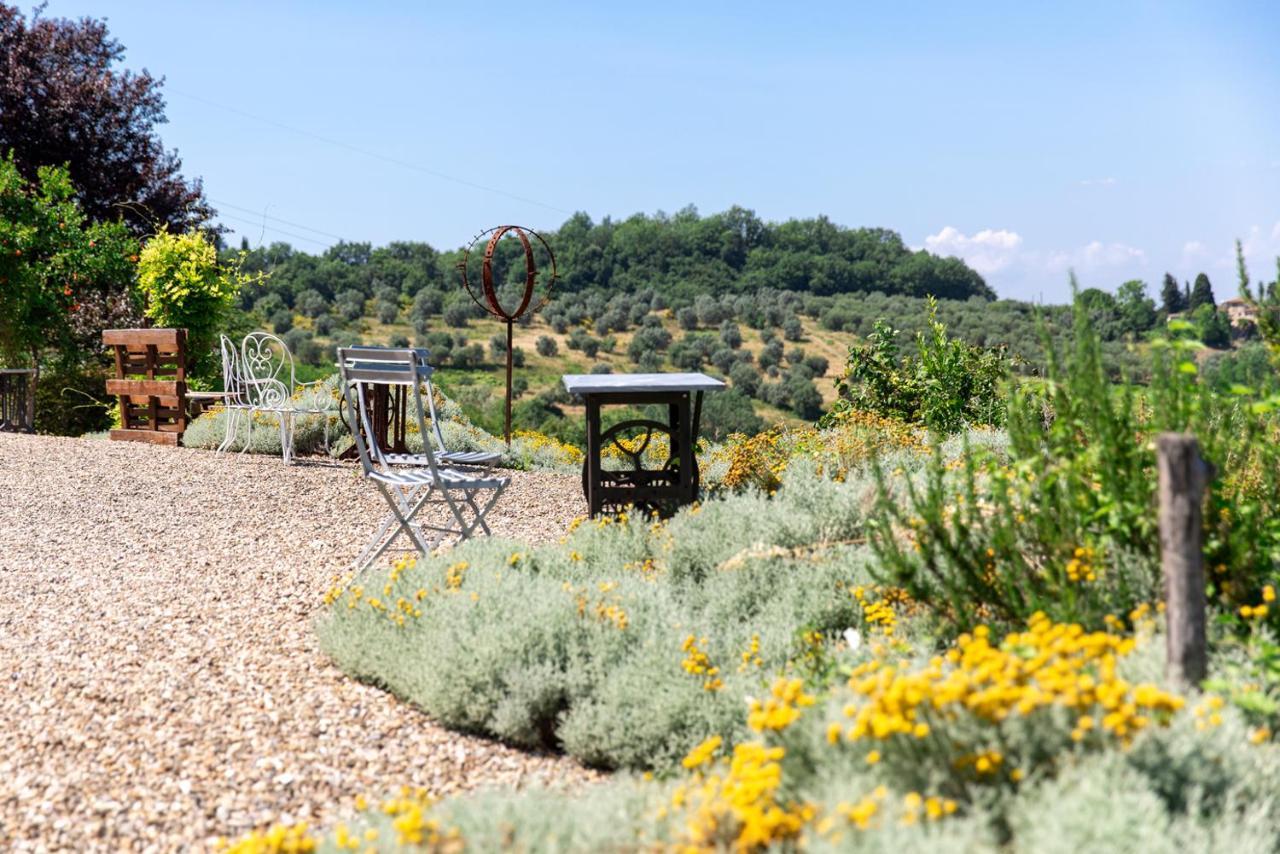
[229,613,1280,853]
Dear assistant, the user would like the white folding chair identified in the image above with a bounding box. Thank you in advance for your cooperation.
[338,346,509,572]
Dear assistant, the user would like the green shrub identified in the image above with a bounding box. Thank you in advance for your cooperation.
[870,301,1280,640]
[826,296,1009,434]
[135,228,257,378]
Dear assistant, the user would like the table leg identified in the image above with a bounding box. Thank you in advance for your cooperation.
[676,393,694,505]
[585,396,602,517]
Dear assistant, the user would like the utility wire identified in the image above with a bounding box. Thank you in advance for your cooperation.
[214,210,332,247]
[209,197,348,242]
[171,89,572,215]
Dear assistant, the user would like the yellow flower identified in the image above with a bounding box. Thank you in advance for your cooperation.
[682,735,723,769]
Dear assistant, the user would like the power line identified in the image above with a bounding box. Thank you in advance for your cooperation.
[209,197,348,242]
[171,89,573,215]
[214,210,332,247]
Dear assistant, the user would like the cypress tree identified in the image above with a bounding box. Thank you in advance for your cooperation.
[1190,273,1216,310]
[1160,272,1186,313]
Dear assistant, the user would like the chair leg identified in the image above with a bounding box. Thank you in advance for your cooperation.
[216,409,236,455]
[355,482,438,571]
[241,410,255,456]
[278,411,294,465]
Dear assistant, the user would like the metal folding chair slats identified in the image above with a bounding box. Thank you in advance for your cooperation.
[370,467,508,490]
[384,450,502,468]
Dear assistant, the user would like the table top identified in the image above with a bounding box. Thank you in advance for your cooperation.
[562,372,726,396]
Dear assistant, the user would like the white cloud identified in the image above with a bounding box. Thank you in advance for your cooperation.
[923,226,1023,274]
[920,226,1151,300]
[1043,241,1146,274]
[1079,177,1118,187]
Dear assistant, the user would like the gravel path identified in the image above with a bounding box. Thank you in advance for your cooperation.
[0,434,601,852]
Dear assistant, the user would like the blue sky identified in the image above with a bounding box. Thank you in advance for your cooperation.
[40,1,1280,301]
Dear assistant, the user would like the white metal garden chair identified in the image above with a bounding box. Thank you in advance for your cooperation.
[239,332,339,464]
[209,334,253,455]
[338,346,509,571]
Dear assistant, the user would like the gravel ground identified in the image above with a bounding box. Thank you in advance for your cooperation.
[0,433,601,852]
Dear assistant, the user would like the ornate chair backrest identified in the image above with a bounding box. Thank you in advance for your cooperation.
[219,335,248,406]
[337,346,439,478]
[240,332,295,410]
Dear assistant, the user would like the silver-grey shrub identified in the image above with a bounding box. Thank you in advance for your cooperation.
[316,469,880,771]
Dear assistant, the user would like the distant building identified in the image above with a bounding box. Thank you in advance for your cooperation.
[1219,297,1257,326]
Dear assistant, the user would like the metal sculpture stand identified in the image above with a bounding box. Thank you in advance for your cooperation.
[458,225,557,445]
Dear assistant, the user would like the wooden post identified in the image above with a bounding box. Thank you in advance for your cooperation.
[1157,433,1211,689]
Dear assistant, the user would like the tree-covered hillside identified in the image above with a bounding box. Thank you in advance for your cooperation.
[232,206,994,311]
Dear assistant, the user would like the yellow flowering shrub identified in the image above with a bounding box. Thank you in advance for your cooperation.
[670,740,815,851]
[707,410,925,494]
[216,822,317,854]
[832,612,1185,799]
[510,429,584,467]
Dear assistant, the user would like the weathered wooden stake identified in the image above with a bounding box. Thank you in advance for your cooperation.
[1157,433,1211,689]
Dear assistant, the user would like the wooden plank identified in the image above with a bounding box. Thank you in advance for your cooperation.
[103,329,185,347]
[106,379,184,396]
[109,429,180,446]
[121,394,183,408]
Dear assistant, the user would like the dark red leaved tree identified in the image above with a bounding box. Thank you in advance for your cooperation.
[0,3,212,235]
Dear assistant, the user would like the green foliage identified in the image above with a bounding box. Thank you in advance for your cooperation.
[870,298,1280,640]
[135,228,254,377]
[0,154,136,371]
[1203,343,1276,394]
[1115,279,1158,335]
[1193,304,1231,349]
[1235,239,1280,372]
[826,297,1009,434]
[696,388,765,440]
[1190,272,1216,310]
[1161,271,1188,314]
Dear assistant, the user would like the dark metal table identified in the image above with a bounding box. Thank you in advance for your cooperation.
[562,372,725,518]
[338,348,432,458]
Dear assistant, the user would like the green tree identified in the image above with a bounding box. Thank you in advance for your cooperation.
[1194,304,1231,349]
[1190,272,1216,310]
[1235,239,1280,369]
[0,155,136,401]
[1114,279,1157,335]
[696,388,764,440]
[135,228,254,377]
[1160,272,1186,314]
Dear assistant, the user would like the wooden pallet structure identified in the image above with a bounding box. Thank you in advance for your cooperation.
[103,328,189,446]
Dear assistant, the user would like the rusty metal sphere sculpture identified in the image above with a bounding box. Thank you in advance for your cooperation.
[457,225,558,444]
